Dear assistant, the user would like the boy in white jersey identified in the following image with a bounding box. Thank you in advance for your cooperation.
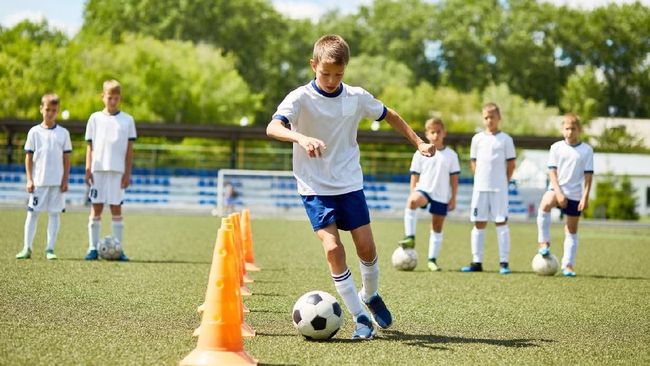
[461,103,516,274]
[16,94,72,260]
[84,80,136,261]
[398,118,460,272]
[536,113,593,277]
[267,35,435,339]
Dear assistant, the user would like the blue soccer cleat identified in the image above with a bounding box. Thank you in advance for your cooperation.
[352,314,375,340]
[460,262,483,272]
[16,248,32,259]
[562,269,576,277]
[117,252,130,262]
[84,249,98,260]
[499,262,512,275]
[359,292,392,329]
[538,245,550,257]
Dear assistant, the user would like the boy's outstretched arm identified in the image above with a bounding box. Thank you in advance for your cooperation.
[384,108,435,156]
[266,119,326,158]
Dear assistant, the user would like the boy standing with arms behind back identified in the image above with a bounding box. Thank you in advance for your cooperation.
[16,94,71,260]
[267,35,435,339]
[84,80,136,261]
[461,103,516,274]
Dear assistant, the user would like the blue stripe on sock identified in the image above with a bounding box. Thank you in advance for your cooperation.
[332,269,351,282]
[360,256,378,267]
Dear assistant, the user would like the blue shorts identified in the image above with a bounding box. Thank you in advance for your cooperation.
[301,190,371,231]
[417,190,448,216]
[560,199,581,217]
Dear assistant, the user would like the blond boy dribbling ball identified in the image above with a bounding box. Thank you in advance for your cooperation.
[267,34,435,339]
[84,80,137,261]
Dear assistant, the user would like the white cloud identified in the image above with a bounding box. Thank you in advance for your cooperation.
[1,10,80,36]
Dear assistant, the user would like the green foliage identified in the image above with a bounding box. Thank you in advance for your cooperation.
[586,175,639,220]
[592,125,646,153]
[560,65,606,124]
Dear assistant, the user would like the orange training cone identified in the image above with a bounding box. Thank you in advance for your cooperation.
[241,209,261,272]
[180,227,257,366]
[229,213,255,286]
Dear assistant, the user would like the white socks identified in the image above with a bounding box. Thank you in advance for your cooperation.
[112,217,124,245]
[332,269,366,319]
[46,213,60,251]
[428,231,443,260]
[88,217,101,250]
[496,225,510,263]
[562,233,578,268]
[471,227,485,263]
[537,210,551,243]
[359,256,379,301]
[404,208,417,237]
[23,211,40,251]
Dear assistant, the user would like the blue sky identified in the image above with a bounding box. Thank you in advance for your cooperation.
[1,0,647,36]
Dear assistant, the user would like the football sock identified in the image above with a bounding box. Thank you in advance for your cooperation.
[332,269,366,318]
[112,217,124,245]
[46,213,60,251]
[537,210,551,243]
[471,227,485,263]
[496,225,510,263]
[23,211,39,251]
[88,217,101,250]
[358,256,379,302]
[428,230,443,260]
[562,232,578,268]
[404,208,417,237]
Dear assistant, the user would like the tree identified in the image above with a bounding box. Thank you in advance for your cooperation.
[586,175,639,220]
[560,65,606,124]
[592,125,646,153]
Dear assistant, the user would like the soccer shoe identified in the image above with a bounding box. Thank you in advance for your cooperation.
[84,249,98,260]
[499,262,511,275]
[427,260,441,272]
[117,252,130,262]
[460,262,483,272]
[352,315,375,340]
[398,236,415,249]
[538,244,550,257]
[15,248,32,259]
[562,269,577,277]
[45,250,58,260]
[359,292,392,329]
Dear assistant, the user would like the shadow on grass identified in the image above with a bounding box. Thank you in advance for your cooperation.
[253,292,287,297]
[256,332,360,344]
[60,258,211,265]
[380,329,555,350]
[250,309,286,314]
[516,270,649,281]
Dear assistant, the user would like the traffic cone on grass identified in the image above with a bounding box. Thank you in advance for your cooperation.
[241,209,261,272]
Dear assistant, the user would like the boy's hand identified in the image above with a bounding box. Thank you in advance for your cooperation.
[85,170,93,186]
[298,136,326,158]
[26,179,34,193]
[418,142,435,157]
[60,180,69,193]
[448,198,456,211]
[555,192,567,208]
[121,173,131,189]
[578,198,588,211]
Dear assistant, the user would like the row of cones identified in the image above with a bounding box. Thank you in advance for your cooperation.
[180,209,260,366]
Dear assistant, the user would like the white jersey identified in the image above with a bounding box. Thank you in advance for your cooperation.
[273,80,387,195]
[547,140,594,201]
[24,124,72,187]
[470,131,516,192]
[85,111,137,173]
[410,147,460,203]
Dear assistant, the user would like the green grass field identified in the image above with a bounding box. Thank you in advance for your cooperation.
[1,208,649,365]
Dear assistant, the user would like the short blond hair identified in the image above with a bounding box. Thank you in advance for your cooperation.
[103,79,122,95]
[425,117,444,131]
[563,113,581,128]
[313,35,350,66]
[482,102,500,115]
[41,93,60,107]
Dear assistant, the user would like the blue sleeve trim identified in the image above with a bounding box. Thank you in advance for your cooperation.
[376,106,388,121]
[506,157,516,161]
[410,171,420,176]
[450,171,461,176]
[470,158,477,161]
[24,149,34,153]
[63,150,72,154]
[273,114,290,126]
[584,170,594,174]
[128,137,137,141]
[548,166,557,169]
[86,139,92,143]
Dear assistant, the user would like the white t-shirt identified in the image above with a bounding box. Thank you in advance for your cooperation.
[470,131,516,192]
[547,140,594,201]
[85,111,137,173]
[410,147,460,203]
[24,124,72,187]
[273,80,387,195]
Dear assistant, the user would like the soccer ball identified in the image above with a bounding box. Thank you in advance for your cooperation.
[531,253,559,276]
[391,246,418,271]
[98,236,122,260]
[292,290,342,340]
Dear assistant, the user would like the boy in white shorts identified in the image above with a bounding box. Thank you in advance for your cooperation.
[84,80,136,260]
[16,94,72,260]
[461,103,516,274]
[536,113,593,277]
[398,118,460,272]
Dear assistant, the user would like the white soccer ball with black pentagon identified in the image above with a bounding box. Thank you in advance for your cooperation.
[292,290,342,340]
[531,253,559,276]
[392,246,418,271]
[98,236,122,260]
